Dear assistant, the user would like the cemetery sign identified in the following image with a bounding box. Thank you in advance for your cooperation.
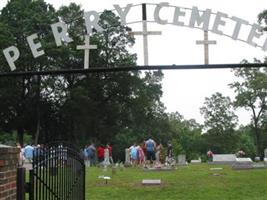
[2,2,267,71]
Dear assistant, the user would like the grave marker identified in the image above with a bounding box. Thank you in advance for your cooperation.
[190,158,201,164]
[212,154,236,165]
[177,154,187,165]
[142,179,161,185]
[232,158,253,170]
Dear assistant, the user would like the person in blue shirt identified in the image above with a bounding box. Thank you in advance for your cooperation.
[145,137,156,166]
[23,144,34,163]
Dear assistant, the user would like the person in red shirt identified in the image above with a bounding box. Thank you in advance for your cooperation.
[97,145,105,163]
[107,143,114,164]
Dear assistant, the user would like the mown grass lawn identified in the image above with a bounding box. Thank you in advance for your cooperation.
[86,164,267,200]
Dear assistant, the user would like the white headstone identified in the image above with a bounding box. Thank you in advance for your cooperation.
[236,158,253,162]
[125,148,131,165]
[232,157,253,170]
[212,154,236,165]
[264,158,267,167]
[190,158,201,164]
[177,154,186,165]
[142,179,161,185]
[264,148,267,158]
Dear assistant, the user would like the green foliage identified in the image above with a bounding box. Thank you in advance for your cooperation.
[0,131,32,146]
[171,138,184,156]
[258,9,267,31]
[200,92,238,132]
[167,112,204,160]
[229,65,267,156]
[200,92,241,154]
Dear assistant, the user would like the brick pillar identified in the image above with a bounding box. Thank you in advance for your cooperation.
[0,144,20,200]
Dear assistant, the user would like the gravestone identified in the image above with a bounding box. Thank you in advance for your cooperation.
[177,154,186,165]
[264,148,267,158]
[264,158,267,167]
[212,154,236,165]
[254,157,260,162]
[190,158,201,164]
[143,166,175,171]
[210,167,223,170]
[124,148,131,166]
[142,179,161,185]
[232,158,253,170]
[98,175,111,184]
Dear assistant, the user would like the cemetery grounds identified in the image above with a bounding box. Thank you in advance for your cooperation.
[86,164,267,200]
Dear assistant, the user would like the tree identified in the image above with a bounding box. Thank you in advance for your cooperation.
[167,112,204,160]
[229,64,267,156]
[39,4,166,154]
[258,9,267,31]
[200,92,239,153]
[0,0,58,145]
[200,92,238,132]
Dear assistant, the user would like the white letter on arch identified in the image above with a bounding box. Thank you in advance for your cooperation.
[27,33,45,58]
[189,6,211,31]
[263,37,267,51]
[172,7,186,26]
[247,23,263,47]
[51,22,73,47]
[154,2,169,25]
[3,46,20,71]
[84,11,103,34]
[114,4,132,25]
[231,16,249,40]
[212,11,228,35]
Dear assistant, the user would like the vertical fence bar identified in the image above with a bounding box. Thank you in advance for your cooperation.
[83,161,86,200]
[29,169,34,200]
[17,167,26,200]
[48,147,51,200]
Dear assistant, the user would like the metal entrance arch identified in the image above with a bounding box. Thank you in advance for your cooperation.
[0,63,267,77]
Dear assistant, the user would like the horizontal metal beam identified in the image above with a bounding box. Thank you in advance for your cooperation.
[0,63,266,77]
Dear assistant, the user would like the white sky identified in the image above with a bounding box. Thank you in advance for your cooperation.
[0,0,266,126]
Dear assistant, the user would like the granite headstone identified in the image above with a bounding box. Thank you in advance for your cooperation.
[232,158,253,170]
[212,154,236,165]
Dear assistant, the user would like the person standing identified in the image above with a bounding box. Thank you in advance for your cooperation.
[83,145,90,167]
[107,143,114,165]
[87,143,96,166]
[145,137,156,166]
[129,143,138,166]
[166,141,173,164]
[23,144,34,163]
[137,145,145,166]
[97,145,105,164]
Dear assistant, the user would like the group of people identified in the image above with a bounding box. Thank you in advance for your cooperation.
[16,143,44,166]
[82,143,113,167]
[127,138,174,167]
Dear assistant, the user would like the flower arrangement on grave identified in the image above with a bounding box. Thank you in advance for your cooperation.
[236,150,245,158]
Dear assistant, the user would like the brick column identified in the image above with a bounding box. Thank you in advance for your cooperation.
[0,144,20,200]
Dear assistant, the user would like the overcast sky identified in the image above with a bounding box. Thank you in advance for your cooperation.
[0,0,266,126]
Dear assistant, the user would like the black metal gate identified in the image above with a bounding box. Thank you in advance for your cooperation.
[27,144,85,200]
